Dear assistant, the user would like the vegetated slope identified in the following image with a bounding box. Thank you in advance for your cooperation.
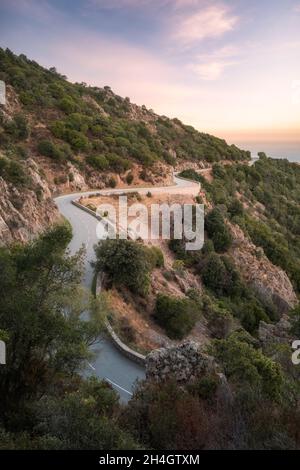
[1,224,300,450]
[0,49,300,450]
[0,47,250,243]
[179,157,300,307]
[84,157,299,355]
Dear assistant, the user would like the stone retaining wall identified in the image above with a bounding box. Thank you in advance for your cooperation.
[72,198,146,366]
[95,273,146,366]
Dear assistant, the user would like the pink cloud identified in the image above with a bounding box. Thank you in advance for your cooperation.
[172,4,238,44]
[190,60,236,80]
[189,45,240,80]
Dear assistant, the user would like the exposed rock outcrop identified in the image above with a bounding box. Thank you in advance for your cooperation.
[175,160,209,172]
[229,223,297,314]
[146,341,233,403]
[146,341,217,383]
[0,175,59,245]
[258,315,292,346]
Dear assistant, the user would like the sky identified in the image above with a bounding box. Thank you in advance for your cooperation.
[0,0,299,148]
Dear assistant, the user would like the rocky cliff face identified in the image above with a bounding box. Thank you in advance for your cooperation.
[229,223,297,314]
[0,160,59,245]
[146,341,233,402]
[258,315,292,346]
[146,341,217,382]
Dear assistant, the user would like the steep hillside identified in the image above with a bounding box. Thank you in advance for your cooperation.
[0,48,250,242]
[89,157,299,355]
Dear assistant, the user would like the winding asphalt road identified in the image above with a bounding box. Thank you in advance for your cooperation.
[54,174,200,401]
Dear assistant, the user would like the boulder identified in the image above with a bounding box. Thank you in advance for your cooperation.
[146,340,217,383]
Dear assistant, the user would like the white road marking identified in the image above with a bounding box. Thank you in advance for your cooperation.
[87,362,96,371]
[105,377,133,396]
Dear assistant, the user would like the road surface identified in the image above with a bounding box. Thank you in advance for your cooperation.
[54,174,200,401]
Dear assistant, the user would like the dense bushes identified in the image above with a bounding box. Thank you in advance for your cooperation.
[199,248,270,333]
[125,356,298,450]
[178,168,208,187]
[0,225,139,450]
[106,154,132,173]
[126,172,134,185]
[228,198,244,217]
[58,96,76,114]
[37,139,71,161]
[0,155,30,186]
[205,208,232,252]
[145,246,164,268]
[0,224,105,421]
[94,239,151,295]
[0,47,250,176]
[202,157,300,293]
[94,240,165,294]
[86,154,109,171]
[4,114,29,140]
[201,253,241,296]
[212,333,284,401]
[203,296,233,339]
[154,294,199,339]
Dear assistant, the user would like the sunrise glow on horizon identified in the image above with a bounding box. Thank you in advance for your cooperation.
[0,0,299,146]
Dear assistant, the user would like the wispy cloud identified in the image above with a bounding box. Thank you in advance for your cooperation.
[189,60,235,80]
[189,45,240,80]
[172,4,238,45]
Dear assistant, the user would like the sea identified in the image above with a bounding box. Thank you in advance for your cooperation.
[237,141,300,164]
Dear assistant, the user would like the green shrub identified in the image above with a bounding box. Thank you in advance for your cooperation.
[54,175,68,185]
[189,374,219,400]
[37,140,65,161]
[58,96,76,114]
[86,155,109,171]
[94,239,151,295]
[107,154,131,173]
[0,156,29,187]
[48,83,65,99]
[201,253,227,294]
[212,335,284,400]
[168,239,187,261]
[201,253,242,295]
[173,259,185,275]
[107,177,117,188]
[212,163,226,179]
[16,145,28,159]
[228,198,244,217]
[163,151,176,166]
[50,120,66,139]
[65,130,90,151]
[126,172,134,185]
[154,293,199,339]
[205,208,232,252]
[204,298,233,339]
[162,270,174,282]
[139,169,147,180]
[5,114,29,140]
[145,246,164,268]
